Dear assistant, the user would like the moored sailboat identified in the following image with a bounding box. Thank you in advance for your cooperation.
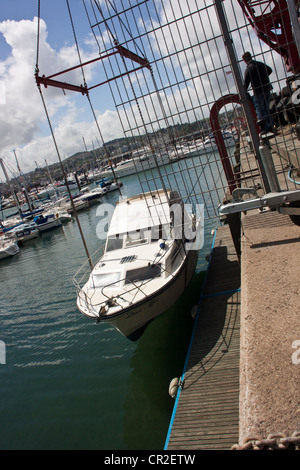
[33,213,62,232]
[8,222,39,243]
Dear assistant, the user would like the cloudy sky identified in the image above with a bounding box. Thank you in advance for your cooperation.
[0,0,125,180]
[0,0,290,182]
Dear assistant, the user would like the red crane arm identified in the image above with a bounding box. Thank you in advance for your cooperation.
[237,0,300,74]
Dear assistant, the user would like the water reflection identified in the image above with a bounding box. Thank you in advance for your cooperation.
[122,271,205,450]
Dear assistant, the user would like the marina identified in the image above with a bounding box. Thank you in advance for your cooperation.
[0,170,212,450]
[1,0,300,452]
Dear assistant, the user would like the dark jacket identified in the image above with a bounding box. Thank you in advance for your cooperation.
[244,60,272,95]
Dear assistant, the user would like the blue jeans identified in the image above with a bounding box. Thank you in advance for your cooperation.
[253,92,273,132]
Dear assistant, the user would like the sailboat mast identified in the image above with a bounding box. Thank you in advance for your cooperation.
[0,157,21,214]
[45,159,60,199]
[13,149,34,213]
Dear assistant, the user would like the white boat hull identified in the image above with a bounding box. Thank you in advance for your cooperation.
[0,241,19,259]
[67,200,89,213]
[169,132,236,159]
[36,218,62,232]
[98,248,198,340]
[15,230,39,242]
[57,212,72,222]
[38,183,78,198]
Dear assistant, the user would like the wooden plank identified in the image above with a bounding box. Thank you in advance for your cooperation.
[166,224,241,450]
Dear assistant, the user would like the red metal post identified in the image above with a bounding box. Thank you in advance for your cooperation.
[210,94,240,194]
[209,93,259,194]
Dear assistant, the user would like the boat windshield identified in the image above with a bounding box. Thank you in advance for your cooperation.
[106,235,124,252]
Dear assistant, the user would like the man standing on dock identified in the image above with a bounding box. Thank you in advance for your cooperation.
[242,51,277,134]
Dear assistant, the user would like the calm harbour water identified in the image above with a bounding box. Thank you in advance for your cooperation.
[0,157,221,450]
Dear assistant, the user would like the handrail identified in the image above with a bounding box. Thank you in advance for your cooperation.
[101,274,151,306]
[73,245,104,288]
[74,244,188,319]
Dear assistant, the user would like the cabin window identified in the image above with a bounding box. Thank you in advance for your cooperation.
[125,264,161,284]
[125,229,149,247]
[106,235,124,252]
[89,272,122,289]
[150,224,171,241]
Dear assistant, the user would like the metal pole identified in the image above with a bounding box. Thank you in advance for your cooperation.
[259,138,281,192]
[286,0,300,58]
[37,86,93,271]
[0,158,21,213]
[214,0,271,193]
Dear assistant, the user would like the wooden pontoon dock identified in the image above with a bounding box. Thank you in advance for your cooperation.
[165,224,241,450]
[165,127,300,450]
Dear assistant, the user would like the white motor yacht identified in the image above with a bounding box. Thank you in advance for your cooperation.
[8,222,39,242]
[0,238,20,259]
[169,131,236,159]
[74,189,203,340]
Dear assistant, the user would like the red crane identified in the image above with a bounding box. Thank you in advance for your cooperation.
[237,0,300,74]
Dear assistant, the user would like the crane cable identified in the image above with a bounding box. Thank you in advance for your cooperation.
[35,0,93,270]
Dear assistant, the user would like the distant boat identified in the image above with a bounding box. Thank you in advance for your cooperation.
[0,238,19,259]
[100,150,171,179]
[69,181,121,206]
[44,194,89,214]
[169,130,236,159]
[0,196,15,209]
[37,181,78,198]
[63,198,89,213]
[42,206,73,223]
[96,179,122,194]
[8,222,39,243]
[1,217,23,232]
[74,189,203,341]
[72,187,104,206]
[33,213,62,232]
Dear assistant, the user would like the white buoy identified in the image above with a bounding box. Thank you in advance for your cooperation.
[168,377,179,398]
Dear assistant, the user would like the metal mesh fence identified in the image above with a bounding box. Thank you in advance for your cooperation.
[49,0,300,224]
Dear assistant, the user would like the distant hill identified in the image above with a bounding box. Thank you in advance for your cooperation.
[0,108,240,196]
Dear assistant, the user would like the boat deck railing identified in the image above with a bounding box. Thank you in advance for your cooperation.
[73,244,187,319]
[73,245,105,291]
[99,267,164,315]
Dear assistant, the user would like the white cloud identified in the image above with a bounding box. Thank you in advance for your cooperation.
[0,16,122,179]
[0,19,43,148]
